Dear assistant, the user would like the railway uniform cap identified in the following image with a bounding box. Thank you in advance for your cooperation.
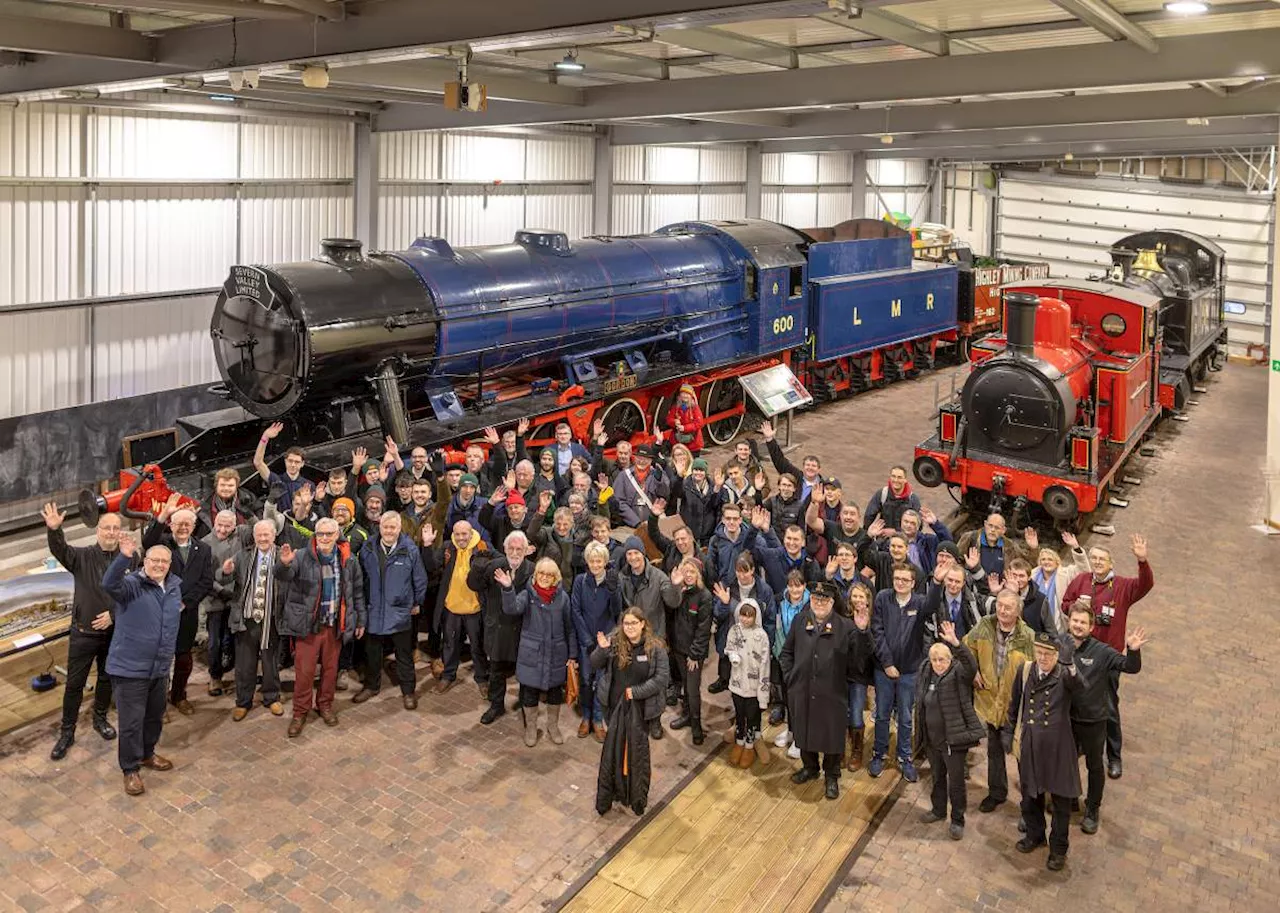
[634,443,656,459]
[459,473,479,489]
[364,485,386,505]
[810,580,838,601]
[506,490,525,508]
[824,476,843,490]
[1033,631,1059,650]
[692,458,709,472]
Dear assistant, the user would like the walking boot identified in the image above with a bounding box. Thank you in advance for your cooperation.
[846,727,864,772]
[546,704,565,745]
[691,720,706,746]
[577,719,591,738]
[50,727,75,761]
[729,742,745,766]
[523,707,539,747]
[480,697,505,725]
[92,714,117,741]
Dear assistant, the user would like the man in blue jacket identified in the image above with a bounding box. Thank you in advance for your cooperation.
[869,562,932,782]
[102,536,183,797]
[354,512,428,709]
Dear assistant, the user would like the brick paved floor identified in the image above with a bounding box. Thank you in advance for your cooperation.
[0,364,1273,913]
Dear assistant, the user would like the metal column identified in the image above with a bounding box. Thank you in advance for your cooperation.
[851,153,867,220]
[745,142,762,219]
[592,126,613,235]
[1266,127,1280,530]
[353,119,378,248]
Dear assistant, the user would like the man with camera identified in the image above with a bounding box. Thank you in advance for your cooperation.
[1060,534,1152,780]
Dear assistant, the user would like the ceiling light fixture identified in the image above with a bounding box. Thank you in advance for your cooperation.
[1163,1,1209,14]
[880,134,894,144]
[555,51,585,73]
[207,94,237,102]
[301,64,330,89]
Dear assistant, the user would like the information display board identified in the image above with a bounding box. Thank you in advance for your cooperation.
[739,364,813,418]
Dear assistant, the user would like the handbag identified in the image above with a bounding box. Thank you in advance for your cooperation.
[565,660,580,707]
[1010,661,1032,762]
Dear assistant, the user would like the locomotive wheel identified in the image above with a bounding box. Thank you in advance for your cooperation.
[525,422,557,448]
[700,379,745,446]
[598,397,647,446]
[1042,485,1079,521]
[913,455,945,489]
[649,394,668,434]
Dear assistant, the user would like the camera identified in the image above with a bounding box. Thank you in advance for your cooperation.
[1093,604,1115,627]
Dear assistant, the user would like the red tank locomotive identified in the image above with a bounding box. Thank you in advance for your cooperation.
[912,281,1164,521]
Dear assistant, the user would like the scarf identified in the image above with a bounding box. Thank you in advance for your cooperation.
[318,547,339,627]
[1033,567,1058,612]
[534,582,557,604]
[888,479,913,500]
[445,533,481,615]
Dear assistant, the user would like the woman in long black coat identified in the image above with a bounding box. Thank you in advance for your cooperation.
[592,607,670,817]
[780,580,856,800]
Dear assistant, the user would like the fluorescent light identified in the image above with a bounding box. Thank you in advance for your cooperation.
[555,52,585,73]
[1163,1,1209,14]
[208,94,237,102]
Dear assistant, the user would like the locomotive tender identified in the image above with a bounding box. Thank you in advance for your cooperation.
[912,229,1227,522]
[132,218,956,502]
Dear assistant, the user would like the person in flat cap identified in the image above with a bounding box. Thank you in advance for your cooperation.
[613,443,668,528]
[445,472,490,545]
[664,383,706,452]
[1009,628,1083,872]
[780,578,859,800]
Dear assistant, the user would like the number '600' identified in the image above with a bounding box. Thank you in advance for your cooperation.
[772,315,795,335]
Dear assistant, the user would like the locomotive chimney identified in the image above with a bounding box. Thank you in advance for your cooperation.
[1004,291,1039,359]
[319,238,364,264]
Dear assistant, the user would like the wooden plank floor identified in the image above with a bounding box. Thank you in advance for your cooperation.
[563,747,901,913]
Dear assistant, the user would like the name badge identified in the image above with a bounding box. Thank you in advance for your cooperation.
[635,654,648,662]
[906,610,918,617]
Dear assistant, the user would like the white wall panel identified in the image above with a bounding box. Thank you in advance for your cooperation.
[611,188,646,235]
[523,186,593,236]
[0,307,87,419]
[0,186,84,307]
[379,130,440,181]
[996,174,1273,352]
[700,145,747,183]
[92,185,236,296]
[0,103,80,178]
[699,186,747,221]
[647,188,700,229]
[816,187,853,227]
[612,145,646,184]
[240,119,352,180]
[817,152,853,185]
[943,167,993,256]
[90,110,237,180]
[441,132,527,182]
[378,184,442,249]
[242,184,354,263]
[443,184,526,246]
[646,146,700,183]
[525,134,594,181]
[92,293,219,402]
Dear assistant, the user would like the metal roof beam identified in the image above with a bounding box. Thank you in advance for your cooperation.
[269,0,343,19]
[648,26,796,68]
[501,47,672,80]
[72,0,312,19]
[330,61,584,106]
[0,14,155,62]
[373,30,1280,131]
[1046,0,1159,53]
[815,4,949,56]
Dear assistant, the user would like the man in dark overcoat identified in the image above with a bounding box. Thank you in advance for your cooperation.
[1009,631,1084,872]
[468,529,534,725]
[780,581,856,800]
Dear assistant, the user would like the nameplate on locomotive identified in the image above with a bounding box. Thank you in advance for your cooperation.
[224,265,278,311]
[602,372,638,395]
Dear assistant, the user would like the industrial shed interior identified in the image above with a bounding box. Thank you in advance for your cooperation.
[0,1,1277,912]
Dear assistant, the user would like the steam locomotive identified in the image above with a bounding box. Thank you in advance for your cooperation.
[912,229,1228,522]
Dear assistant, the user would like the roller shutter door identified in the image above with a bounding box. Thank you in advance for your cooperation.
[995,174,1272,354]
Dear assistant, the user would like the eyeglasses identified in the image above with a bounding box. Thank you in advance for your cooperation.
[534,572,558,581]
[316,531,338,537]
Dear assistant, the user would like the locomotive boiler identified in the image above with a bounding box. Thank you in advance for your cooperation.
[913,228,1226,522]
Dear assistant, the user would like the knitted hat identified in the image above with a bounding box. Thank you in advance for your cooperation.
[363,485,385,505]
[938,541,962,563]
[679,383,696,397]
[506,490,526,507]
[691,458,709,472]
[624,535,646,556]
[460,473,479,488]
[332,497,356,517]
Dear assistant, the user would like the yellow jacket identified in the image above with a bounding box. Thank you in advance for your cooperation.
[963,615,1035,729]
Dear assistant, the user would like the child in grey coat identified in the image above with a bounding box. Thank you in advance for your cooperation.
[726,598,772,768]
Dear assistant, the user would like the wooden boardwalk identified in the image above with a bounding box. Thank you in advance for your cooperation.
[561,748,901,913]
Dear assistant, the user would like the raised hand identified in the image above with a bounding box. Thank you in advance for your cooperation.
[493,567,513,588]
[1126,626,1150,651]
[753,470,767,492]
[597,472,610,490]
[352,446,369,469]
[222,557,236,575]
[653,426,664,444]
[825,556,839,578]
[596,630,610,649]
[41,502,65,530]
[315,479,327,500]
[921,506,937,527]
[932,562,947,584]
[504,470,516,490]
[421,523,437,549]
[760,419,775,442]
[987,572,1002,592]
[751,505,771,531]
[279,544,295,565]
[517,417,530,437]
[939,619,959,646]
[1060,530,1079,549]
[1023,527,1039,550]
[263,421,284,440]
[483,426,500,446]
[538,490,554,512]
[712,582,730,603]
[651,496,668,515]
[384,435,400,457]
[712,467,725,488]
[965,546,981,570]
[673,420,684,433]
[867,517,886,538]
[489,485,508,505]
[1131,533,1148,561]
[593,418,606,445]
[119,535,137,559]
[812,481,825,503]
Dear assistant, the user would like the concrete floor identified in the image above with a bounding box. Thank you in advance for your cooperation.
[0,363,1274,913]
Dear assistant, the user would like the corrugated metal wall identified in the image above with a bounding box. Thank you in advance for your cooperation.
[377,129,594,248]
[610,143,747,234]
[0,101,354,419]
[941,165,994,256]
[762,154,932,229]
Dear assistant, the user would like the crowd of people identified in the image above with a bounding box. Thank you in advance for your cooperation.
[42,390,1154,868]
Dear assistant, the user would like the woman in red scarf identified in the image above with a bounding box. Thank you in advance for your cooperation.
[664,384,706,453]
[498,558,578,747]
